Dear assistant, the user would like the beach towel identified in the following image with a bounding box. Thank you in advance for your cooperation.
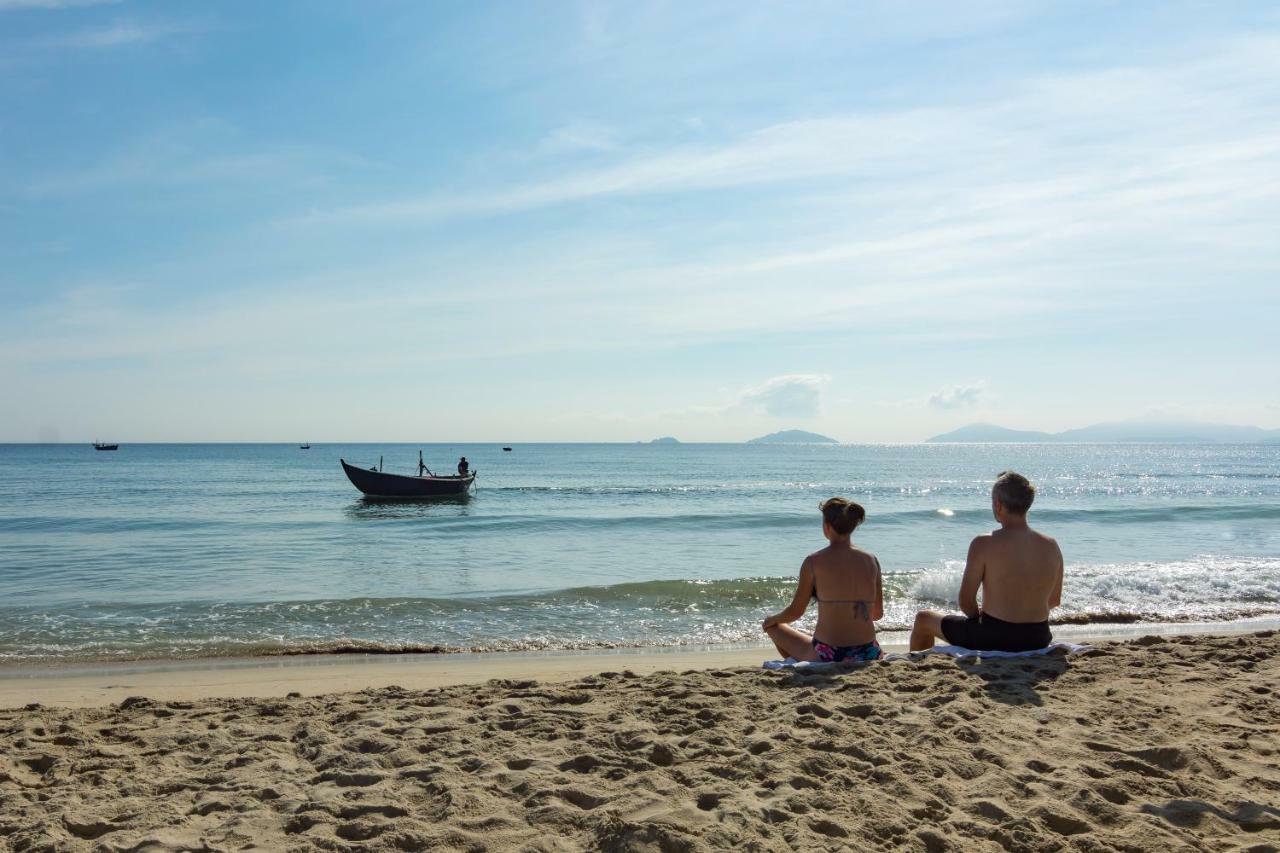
[762,642,1092,670]
[920,641,1093,659]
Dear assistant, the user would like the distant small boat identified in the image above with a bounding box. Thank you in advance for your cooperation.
[341,458,475,498]
[92,442,119,451]
[502,447,512,451]
[299,443,311,450]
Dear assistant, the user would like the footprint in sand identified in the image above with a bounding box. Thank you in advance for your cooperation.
[1036,806,1093,836]
[970,800,1010,822]
[557,788,608,810]
[1092,783,1131,805]
[557,754,601,773]
[808,818,849,838]
[695,792,726,811]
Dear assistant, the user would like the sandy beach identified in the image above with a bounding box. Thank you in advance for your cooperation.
[1,632,1277,851]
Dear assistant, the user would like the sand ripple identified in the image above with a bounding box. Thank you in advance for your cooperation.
[2,632,1279,850]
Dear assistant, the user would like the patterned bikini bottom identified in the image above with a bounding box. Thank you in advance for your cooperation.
[812,638,882,663]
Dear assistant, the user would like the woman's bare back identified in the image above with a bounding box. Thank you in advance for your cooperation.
[809,545,882,646]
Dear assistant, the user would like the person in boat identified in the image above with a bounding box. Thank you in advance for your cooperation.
[762,498,884,662]
[457,456,470,476]
[909,471,1063,652]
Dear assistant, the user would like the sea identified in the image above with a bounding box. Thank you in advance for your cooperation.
[1,442,1278,665]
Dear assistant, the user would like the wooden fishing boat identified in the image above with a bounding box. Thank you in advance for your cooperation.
[340,458,475,498]
[92,442,119,451]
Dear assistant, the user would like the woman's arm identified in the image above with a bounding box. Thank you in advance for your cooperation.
[762,559,815,629]
[871,557,884,621]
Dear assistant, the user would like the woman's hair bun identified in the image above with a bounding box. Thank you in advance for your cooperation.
[820,497,865,535]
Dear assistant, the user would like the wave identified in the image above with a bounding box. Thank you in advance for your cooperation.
[4,557,1280,663]
[343,502,1280,533]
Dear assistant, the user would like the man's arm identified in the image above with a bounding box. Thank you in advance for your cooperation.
[1048,540,1064,609]
[763,559,815,629]
[957,537,986,618]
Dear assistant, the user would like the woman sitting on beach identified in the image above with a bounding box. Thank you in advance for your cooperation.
[762,498,884,662]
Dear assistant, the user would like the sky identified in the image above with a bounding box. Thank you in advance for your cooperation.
[1,1,1278,443]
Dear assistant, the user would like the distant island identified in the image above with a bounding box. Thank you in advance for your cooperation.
[747,429,839,445]
[928,419,1280,444]
[648,436,681,444]
[926,423,1054,443]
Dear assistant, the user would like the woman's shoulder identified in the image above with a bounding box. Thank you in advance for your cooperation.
[806,544,840,563]
[846,546,881,570]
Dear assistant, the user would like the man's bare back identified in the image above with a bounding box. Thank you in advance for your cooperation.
[962,526,1063,623]
[910,471,1064,652]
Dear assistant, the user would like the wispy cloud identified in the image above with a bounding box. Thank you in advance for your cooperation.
[32,18,206,50]
[4,20,1279,440]
[285,32,1280,246]
[25,118,370,197]
[0,0,118,9]
[928,383,986,410]
[539,120,620,154]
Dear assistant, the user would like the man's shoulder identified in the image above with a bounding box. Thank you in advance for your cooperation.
[968,532,994,549]
[1028,527,1059,546]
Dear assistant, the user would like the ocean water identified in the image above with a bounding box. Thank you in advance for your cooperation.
[0,442,1277,664]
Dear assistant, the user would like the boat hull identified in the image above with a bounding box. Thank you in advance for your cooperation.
[341,459,474,498]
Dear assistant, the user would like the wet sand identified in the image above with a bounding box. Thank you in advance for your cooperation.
[0,645,774,710]
[2,631,1278,851]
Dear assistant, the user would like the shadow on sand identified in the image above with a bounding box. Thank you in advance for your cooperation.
[952,653,1070,706]
[1140,798,1280,833]
[769,651,1071,708]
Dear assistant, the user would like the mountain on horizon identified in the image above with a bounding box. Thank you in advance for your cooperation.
[924,423,1054,443]
[746,429,839,444]
[928,418,1280,444]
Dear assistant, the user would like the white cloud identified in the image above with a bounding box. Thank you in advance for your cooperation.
[25,118,369,197]
[539,120,620,154]
[4,28,1279,440]
[928,383,986,410]
[283,32,1280,248]
[0,0,117,9]
[22,18,206,51]
[735,374,829,419]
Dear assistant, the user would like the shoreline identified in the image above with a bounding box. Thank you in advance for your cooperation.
[4,615,1278,710]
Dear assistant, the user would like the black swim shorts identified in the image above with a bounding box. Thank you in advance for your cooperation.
[940,613,1052,652]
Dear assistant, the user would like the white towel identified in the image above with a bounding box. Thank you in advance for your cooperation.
[921,641,1093,659]
[762,641,1092,670]
[762,655,906,670]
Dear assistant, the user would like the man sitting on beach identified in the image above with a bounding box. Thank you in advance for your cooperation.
[910,471,1063,652]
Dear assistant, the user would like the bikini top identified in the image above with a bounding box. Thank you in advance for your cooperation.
[813,592,874,622]
[812,567,876,622]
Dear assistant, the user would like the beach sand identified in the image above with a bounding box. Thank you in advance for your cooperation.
[2,632,1278,851]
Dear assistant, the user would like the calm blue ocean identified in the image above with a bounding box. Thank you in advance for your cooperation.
[1,443,1278,663]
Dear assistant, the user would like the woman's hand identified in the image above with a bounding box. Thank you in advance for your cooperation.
[762,614,781,631]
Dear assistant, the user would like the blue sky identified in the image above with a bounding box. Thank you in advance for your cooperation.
[2,1,1278,442]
